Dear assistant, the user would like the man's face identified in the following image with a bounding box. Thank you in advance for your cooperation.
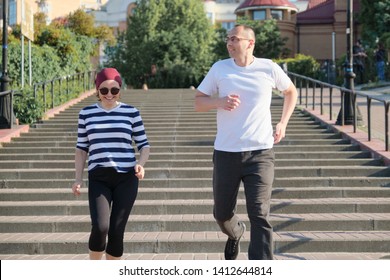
[226,27,253,58]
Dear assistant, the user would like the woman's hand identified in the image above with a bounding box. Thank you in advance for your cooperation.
[134,164,145,179]
[72,180,82,196]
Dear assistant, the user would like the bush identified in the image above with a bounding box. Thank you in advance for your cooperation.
[13,93,44,125]
[276,54,321,79]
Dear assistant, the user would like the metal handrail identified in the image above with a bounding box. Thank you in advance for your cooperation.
[288,72,390,151]
[32,71,96,111]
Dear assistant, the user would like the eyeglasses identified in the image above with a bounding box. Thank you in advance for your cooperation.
[224,36,251,43]
[99,87,120,95]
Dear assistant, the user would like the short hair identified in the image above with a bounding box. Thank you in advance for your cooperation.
[234,24,256,40]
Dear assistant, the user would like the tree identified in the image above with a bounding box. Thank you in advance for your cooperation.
[33,12,48,41]
[359,0,390,47]
[67,9,95,37]
[105,0,216,88]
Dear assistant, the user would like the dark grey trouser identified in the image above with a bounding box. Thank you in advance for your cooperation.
[213,149,275,260]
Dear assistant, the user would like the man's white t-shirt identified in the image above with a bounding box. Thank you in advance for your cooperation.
[197,57,292,152]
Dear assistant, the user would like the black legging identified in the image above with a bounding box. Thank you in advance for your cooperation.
[88,167,138,257]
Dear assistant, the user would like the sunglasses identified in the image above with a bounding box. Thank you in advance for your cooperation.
[99,87,120,95]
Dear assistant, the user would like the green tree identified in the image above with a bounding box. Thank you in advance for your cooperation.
[67,9,96,37]
[33,12,48,41]
[212,26,229,60]
[1,41,62,86]
[105,0,215,88]
[359,0,390,47]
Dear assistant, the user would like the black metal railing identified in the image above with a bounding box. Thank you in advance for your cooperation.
[0,70,96,129]
[32,71,96,111]
[289,72,390,151]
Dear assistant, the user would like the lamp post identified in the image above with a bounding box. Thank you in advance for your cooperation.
[336,0,361,126]
[0,0,12,128]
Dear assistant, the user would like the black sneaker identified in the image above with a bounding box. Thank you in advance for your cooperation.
[224,223,246,260]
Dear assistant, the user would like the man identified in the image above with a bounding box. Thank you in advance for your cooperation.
[352,39,367,84]
[194,25,297,260]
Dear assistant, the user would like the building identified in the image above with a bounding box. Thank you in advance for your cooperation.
[296,0,361,61]
[1,0,109,27]
[92,0,136,34]
[204,0,242,30]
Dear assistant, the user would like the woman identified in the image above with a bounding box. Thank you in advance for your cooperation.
[72,68,150,260]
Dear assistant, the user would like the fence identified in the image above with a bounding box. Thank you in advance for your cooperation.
[0,70,96,129]
[289,72,390,151]
[31,71,96,111]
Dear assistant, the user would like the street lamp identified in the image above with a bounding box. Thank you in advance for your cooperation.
[336,0,363,127]
[336,0,355,125]
[0,0,12,128]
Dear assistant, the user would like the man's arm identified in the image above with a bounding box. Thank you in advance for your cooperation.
[274,82,298,144]
[195,90,240,112]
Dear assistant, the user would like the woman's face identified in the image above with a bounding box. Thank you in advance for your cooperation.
[97,79,121,108]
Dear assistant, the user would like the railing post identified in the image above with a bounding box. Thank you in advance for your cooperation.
[58,78,62,103]
[367,97,371,141]
[320,84,324,115]
[43,83,46,111]
[385,102,389,151]
[299,79,303,105]
[305,80,309,108]
[340,90,345,126]
[51,80,55,109]
[329,87,333,121]
[66,76,70,96]
[312,81,316,111]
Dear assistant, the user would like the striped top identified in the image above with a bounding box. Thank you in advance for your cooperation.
[76,102,150,173]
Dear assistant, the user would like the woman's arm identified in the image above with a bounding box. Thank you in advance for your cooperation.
[72,148,88,196]
[135,146,150,179]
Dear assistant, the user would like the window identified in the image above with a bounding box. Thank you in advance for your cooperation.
[9,0,17,26]
[271,10,283,20]
[253,10,266,20]
[221,22,235,31]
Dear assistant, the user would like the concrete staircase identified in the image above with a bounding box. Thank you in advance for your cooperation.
[1,89,390,260]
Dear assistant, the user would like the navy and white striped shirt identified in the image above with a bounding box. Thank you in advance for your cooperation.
[76,102,150,173]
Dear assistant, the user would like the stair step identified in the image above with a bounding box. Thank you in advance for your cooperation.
[2,177,390,189]
[0,158,384,169]
[1,198,390,215]
[0,213,389,232]
[1,231,389,255]
[1,186,390,200]
[1,166,389,179]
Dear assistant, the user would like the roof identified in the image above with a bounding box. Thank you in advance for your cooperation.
[307,0,327,9]
[297,0,335,24]
[297,0,361,25]
[236,0,298,12]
